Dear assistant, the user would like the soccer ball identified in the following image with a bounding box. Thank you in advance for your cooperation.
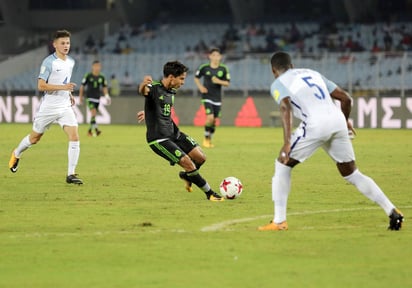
[219,176,243,199]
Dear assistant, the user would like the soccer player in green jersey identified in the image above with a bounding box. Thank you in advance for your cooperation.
[138,61,223,201]
[79,60,111,136]
[194,48,230,148]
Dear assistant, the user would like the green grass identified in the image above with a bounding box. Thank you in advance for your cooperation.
[0,124,411,288]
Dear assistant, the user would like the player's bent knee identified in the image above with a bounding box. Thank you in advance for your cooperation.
[337,161,357,177]
[189,148,206,164]
[179,155,197,171]
[30,137,41,144]
[29,132,43,144]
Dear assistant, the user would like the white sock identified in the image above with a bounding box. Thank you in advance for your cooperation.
[201,183,211,193]
[15,135,32,157]
[272,160,292,223]
[68,141,80,176]
[344,169,395,215]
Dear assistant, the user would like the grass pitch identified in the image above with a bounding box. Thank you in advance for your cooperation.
[0,124,411,288]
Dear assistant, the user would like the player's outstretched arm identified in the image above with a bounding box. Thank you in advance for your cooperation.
[138,75,152,96]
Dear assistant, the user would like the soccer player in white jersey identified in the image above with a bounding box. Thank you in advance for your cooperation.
[258,51,403,231]
[9,29,83,184]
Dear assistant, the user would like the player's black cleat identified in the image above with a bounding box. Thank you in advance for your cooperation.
[179,171,193,192]
[66,174,83,185]
[388,208,403,230]
[95,129,102,136]
[206,191,224,202]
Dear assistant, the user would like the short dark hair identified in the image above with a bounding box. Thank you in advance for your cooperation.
[92,60,100,65]
[53,29,71,40]
[270,51,292,71]
[163,61,188,77]
[209,47,221,54]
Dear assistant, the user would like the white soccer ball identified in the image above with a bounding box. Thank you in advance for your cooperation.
[219,176,243,199]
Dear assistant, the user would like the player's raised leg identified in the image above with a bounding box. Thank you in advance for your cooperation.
[9,149,21,173]
[9,131,43,173]
[179,166,223,201]
[181,152,222,201]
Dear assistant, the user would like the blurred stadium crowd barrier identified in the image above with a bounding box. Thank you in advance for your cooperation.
[1,93,411,128]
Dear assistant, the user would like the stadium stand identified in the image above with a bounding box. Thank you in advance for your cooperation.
[0,22,411,93]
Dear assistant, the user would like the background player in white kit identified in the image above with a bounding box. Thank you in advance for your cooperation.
[258,51,403,231]
[8,29,83,184]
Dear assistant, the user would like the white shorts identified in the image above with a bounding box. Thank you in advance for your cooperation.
[289,121,355,163]
[33,107,78,134]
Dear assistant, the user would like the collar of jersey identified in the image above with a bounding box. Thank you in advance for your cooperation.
[153,81,177,94]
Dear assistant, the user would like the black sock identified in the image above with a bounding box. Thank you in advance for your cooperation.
[204,125,213,139]
[210,125,215,135]
[185,169,211,192]
[194,161,203,170]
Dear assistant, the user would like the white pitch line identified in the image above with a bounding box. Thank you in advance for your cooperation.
[200,206,410,232]
[2,207,408,238]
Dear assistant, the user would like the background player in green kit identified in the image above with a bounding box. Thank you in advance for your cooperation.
[138,61,223,201]
[194,48,230,148]
[79,60,111,136]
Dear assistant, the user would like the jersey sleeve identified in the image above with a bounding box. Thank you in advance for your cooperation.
[81,73,89,85]
[146,83,156,99]
[270,80,290,104]
[102,75,108,87]
[224,65,231,81]
[38,57,52,81]
[320,74,337,93]
[195,65,204,78]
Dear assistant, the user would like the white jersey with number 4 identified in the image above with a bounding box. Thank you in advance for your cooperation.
[38,53,75,111]
[270,68,347,132]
